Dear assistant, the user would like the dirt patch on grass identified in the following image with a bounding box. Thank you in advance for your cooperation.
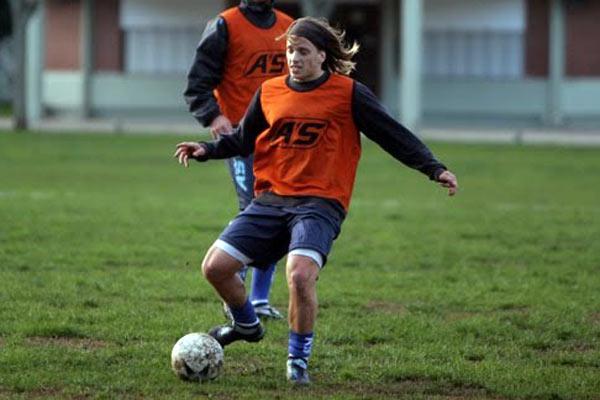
[9,387,91,400]
[290,378,508,400]
[496,303,529,313]
[566,341,595,353]
[377,379,492,398]
[589,312,600,324]
[0,387,65,399]
[26,387,64,399]
[25,336,108,350]
[364,301,407,315]
[444,311,479,322]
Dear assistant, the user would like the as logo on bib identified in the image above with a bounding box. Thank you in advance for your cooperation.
[245,51,286,77]
[268,118,328,149]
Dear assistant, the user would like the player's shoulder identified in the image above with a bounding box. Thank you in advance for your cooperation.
[331,73,355,83]
[327,73,356,92]
[262,75,288,89]
[219,6,243,21]
[263,75,288,86]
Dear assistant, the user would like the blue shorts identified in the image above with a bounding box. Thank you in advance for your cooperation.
[218,201,344,268]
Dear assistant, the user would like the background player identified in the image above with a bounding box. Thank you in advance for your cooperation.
[184,0,293,320]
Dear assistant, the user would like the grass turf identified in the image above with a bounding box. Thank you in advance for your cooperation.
[0,131,599,399]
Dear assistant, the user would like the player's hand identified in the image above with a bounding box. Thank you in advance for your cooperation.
[173,142,206,168]
[209,115,233,138]
[437,170,458,196]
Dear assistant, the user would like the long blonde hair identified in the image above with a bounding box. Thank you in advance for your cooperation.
[282,17,360,76]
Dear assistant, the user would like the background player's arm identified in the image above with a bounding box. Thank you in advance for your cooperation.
[184,17,230,136]
[175,88,269,166]
[352,82,458,195]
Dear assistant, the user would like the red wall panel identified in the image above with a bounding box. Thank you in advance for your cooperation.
[45,0,123,71]
[565,1,600,76]
[526,0,600,77]
[94,0,123,71]
[45,0,81,70]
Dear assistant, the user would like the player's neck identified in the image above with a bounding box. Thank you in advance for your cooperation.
[287,71,330,92]
[239,1,275,28]
[240,0,273,13]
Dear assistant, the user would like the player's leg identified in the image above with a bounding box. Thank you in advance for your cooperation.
[250,262,283,319]
[202,244,247,307]
[208,202,289,347]
[220,156,253,321]
[285,207,342,385]
[203,243,264,346]
[285,252,321,385]
[225,155,254,287]
[227,155,281,319]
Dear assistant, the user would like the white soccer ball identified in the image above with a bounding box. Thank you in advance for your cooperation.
[171,332,224,382]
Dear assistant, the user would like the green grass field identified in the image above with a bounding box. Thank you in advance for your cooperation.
[0,131,599,399]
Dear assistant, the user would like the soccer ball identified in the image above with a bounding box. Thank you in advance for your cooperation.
[171,332,224,382]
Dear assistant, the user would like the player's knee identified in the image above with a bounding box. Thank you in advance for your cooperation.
[201,253,229,283]
[202,247,242,283]
[201,258,222,283]
[287,262,316,292]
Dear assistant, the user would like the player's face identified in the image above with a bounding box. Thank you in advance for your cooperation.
[286,36,326,82]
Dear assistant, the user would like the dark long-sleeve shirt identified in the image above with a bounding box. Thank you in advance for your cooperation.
[183,4,278,127]
[196,72,447,181]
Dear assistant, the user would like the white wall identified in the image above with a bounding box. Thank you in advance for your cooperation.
[120,0,223,28]
[120,0,225,74]
[424,0,525,78]
[425,0,525,31]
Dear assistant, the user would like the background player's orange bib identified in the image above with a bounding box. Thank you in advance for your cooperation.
[216,8,292,124]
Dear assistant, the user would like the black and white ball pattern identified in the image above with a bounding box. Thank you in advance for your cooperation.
[171,333,224,382]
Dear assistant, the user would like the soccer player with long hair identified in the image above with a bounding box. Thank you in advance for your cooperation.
[175,17,458,384]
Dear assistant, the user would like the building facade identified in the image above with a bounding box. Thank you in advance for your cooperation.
[20,0,600,128]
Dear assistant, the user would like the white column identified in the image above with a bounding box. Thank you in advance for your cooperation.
[545,0,565,126]
[380,0,398,115]
[81,0,93,118]
[399,0,423,132]
[25,2,43,123]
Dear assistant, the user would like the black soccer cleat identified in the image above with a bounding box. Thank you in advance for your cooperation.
[208,323,265,347]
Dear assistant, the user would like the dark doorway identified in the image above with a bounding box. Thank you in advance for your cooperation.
[275,3,302,19]
[0,0,12,40]
[330,3,381,95]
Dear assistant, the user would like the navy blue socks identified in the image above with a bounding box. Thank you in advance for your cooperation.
[288,330,314,364]
[229,298,259,333]
[249,263,276,306]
